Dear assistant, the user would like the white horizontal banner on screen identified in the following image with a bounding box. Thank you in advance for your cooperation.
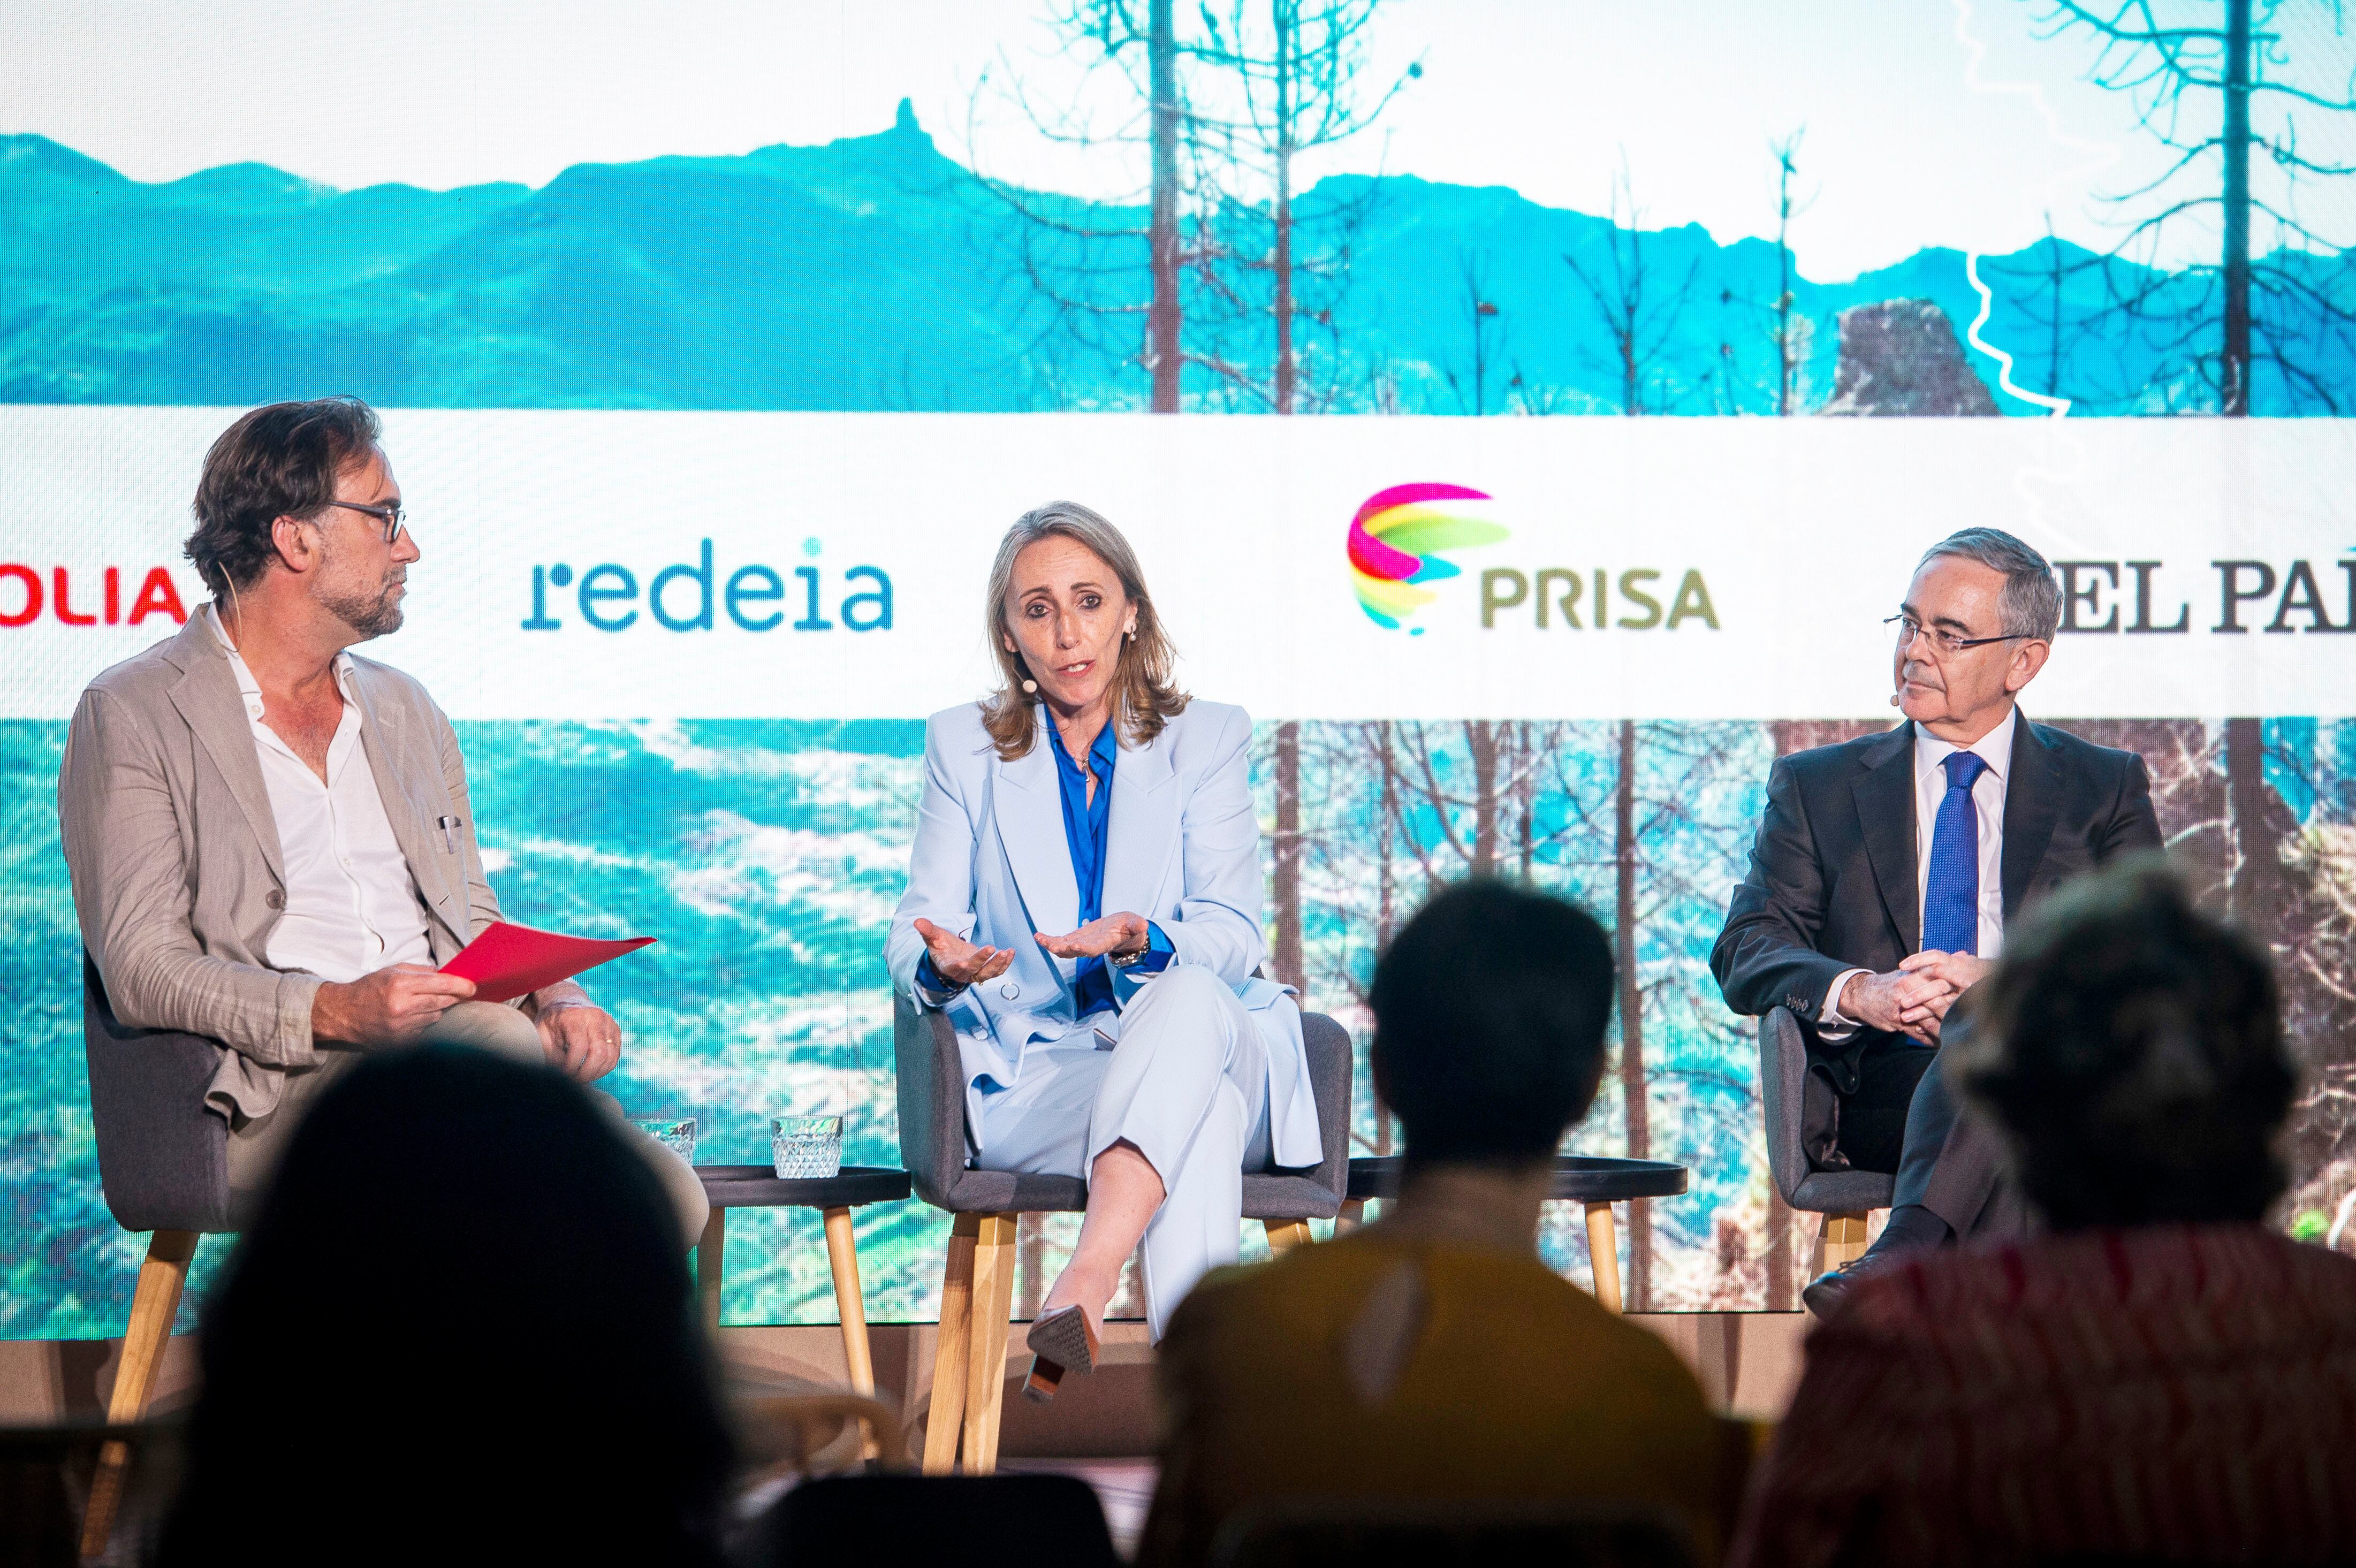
[2,407,2351,720]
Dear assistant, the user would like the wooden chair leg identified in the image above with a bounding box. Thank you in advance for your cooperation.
[922,1213,981,1475]
[822,1205,879,1462]
[962,1214,1018,1476]
[1585,1202,1624,1314]
[1334,1198,1366,1235]
[80,1229,197,1562]
[1263,1218,1312,1254]
[695,1207,726,1337]
[1814,1211,1872,1276]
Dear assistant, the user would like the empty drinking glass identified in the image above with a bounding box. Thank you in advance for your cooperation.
[632,1116,697,1163]
[771,1115,843,1179]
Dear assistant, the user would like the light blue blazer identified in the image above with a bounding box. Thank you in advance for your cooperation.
[887,698,1321,1170]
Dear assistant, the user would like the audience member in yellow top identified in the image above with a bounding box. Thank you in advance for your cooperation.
[1138,879,1734,1567]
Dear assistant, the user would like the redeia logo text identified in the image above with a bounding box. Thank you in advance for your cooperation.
[523,540,891,633]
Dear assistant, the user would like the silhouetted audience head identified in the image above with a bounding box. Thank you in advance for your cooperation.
[160,1045,733,1568]
[1957,856,2295,1230]
[1371,879,1616,1168]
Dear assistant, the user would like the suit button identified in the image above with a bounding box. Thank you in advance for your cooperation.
[1000,982,1021,1000]
[265,889,285,910]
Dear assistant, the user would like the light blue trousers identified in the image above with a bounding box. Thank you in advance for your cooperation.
[972,965,1272,1340]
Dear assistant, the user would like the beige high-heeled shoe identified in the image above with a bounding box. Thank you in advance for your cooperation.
[1021,1304,1101,1405]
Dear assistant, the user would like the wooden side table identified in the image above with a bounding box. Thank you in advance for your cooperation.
[1339,1154,1690,1313]
[693,1164,913,1455]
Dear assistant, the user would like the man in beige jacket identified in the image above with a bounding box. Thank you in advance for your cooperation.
[59,396,704,1237]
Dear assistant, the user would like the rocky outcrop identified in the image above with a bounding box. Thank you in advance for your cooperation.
[1819,299,2000,416]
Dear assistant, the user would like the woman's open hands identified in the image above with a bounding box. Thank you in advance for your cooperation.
[914,917,1014,989]
[1036,912,1150,960]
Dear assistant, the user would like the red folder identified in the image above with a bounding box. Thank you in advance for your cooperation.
[439,921,657,1004]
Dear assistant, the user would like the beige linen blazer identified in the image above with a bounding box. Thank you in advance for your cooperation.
[58,608,503,1124]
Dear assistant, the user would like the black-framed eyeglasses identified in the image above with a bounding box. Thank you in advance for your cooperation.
[323,499,407,544]
[1884,612,2027,657]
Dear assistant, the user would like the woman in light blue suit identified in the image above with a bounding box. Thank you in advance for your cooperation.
[887,501,1320,1399]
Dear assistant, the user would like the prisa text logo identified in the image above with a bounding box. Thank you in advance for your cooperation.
[1480,567,1720,631]
[0,565,191,628]
[522,539,891,633]
[1347,483,1509,634]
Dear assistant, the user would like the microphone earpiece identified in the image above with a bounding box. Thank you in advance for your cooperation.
[1889,694,1901,707]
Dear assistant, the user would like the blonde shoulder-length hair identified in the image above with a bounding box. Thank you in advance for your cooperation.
[980,501,1189,761]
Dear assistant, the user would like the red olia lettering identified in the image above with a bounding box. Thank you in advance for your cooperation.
[0,565,39,627]
[127,568,187,626]
[51,568,96,625]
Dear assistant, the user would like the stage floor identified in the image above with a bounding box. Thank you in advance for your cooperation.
[1,1310,1810,1447]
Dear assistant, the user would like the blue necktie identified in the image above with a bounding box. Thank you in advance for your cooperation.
[1922,750,1989,955]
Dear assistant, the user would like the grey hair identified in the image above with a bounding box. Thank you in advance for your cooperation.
[1918,527,2062,642]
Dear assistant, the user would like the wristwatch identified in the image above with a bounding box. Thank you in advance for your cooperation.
[1108,943,1149,968]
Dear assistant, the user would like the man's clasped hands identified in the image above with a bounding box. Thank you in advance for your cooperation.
[1839,950,1993,1043]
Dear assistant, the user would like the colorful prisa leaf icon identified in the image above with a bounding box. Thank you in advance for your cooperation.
[1347,483,1509,633]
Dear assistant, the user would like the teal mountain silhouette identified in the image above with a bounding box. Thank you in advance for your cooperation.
[3,108,2347,414]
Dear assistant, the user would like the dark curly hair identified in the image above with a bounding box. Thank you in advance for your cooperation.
[1955,855,2295,1230]
[184,396,383,597]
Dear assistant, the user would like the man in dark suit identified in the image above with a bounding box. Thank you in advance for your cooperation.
[1712,527,2161,1314]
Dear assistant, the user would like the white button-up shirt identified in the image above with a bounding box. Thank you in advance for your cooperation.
[1821,707,2016,1032]
[206,606,434,984]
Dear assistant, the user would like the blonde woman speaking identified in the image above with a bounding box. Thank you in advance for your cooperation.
[886,501,1320,1400]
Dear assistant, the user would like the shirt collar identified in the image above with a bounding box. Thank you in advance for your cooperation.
[202,601,360,711]
[1914,705,2016,786]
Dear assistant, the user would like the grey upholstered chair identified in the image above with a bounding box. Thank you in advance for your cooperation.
[77,952,235,1559]
[1759,1006,1894,1282]
[894,991,1352,1475]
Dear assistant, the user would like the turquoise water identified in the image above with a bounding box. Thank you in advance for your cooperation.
[9,716,2352,1337]
[0,714,1785,1334]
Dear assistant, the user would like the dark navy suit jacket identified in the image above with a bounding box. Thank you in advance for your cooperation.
[1711,712,2163,1092]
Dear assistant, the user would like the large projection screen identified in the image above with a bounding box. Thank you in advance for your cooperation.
[4,1,2353,1334]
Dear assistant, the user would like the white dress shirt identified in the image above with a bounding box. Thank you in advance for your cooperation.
[1820,707,2016,1032]
[205,606,434,984]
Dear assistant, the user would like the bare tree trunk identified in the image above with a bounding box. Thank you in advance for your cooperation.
[1475,304,1489,417]
[1615,718,1651,1308]
[1271,0,1297,415]
[1272,720,1305,993]
[2222,0,2252,416]
[2227,715,2290,928]
[1016,1213,1045,1320]
[2217,1,2269,945]
[1375,721,1399,947]
[2045,211,2064,399]
[1516,722,1536,878]
[1468,721,1500,876]
[1764,1188,1795,1311]
[1774,139,1798,418]
[1148,0,1182,413]
[1372,720,1400,1161]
